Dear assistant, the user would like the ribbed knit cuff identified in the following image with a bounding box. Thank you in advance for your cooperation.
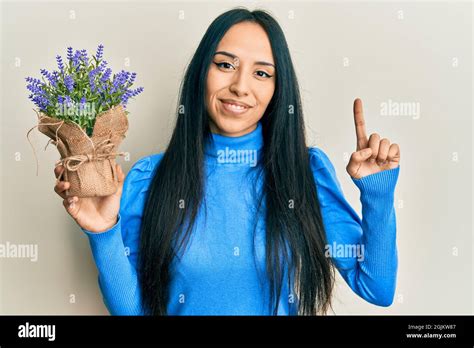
[81,213,124,263]
[351,167,400,279]
[351,166,400,197]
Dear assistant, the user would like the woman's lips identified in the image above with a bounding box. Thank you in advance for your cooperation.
[220,100,251,115]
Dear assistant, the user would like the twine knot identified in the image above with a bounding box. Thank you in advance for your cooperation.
[54,138,126,183]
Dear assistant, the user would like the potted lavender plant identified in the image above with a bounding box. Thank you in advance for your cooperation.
[26,44,144,197]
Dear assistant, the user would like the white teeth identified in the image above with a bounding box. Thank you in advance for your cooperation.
[225,102,246,110]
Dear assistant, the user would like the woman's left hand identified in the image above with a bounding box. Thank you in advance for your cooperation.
[346,98,401,179]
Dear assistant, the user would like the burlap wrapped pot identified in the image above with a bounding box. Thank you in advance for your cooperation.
[29,104,128,198]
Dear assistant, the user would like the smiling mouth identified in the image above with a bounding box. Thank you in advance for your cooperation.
[219,99,252,115]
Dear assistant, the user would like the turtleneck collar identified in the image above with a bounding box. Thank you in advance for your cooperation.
[204,122,264,167]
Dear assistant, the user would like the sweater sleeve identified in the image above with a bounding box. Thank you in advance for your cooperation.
[81,155,156,315]
[309,147,400,307]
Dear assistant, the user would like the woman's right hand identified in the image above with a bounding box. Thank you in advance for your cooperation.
[54,163,125,233]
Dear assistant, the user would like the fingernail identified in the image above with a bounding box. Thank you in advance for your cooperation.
[68,198,74,204]
[69,203,75,208]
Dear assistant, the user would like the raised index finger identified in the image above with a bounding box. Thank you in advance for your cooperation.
[353,98,368,150]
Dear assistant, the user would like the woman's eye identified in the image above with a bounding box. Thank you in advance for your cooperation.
[215,62,234,70]
[214,62,272,79]
[256,70,272,78]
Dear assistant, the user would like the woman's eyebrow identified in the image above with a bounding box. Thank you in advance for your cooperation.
[214,51,275,68]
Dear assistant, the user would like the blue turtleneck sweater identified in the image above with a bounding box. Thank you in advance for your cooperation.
[82,123,400,315]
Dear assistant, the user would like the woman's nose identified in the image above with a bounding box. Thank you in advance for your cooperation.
[229,70,250,97]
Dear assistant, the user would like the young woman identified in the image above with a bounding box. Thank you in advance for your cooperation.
[54,8,401,315]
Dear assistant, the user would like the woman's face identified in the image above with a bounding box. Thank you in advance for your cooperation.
[205,21,276,137]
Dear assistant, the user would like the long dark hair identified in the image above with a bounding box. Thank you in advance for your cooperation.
[138,7,335,315]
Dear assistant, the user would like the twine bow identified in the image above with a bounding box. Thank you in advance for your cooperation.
[54,138,126,184]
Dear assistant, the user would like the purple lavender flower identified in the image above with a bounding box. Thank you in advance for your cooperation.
[72,50,82,70]
[96,44,104,60]
[67,47,74,61]
[121,86,144,105]
[88,68,99,92]
[29,86,48,109]
[64,75,74,92]
[27,93,36,104]
[110,80,119,93]
[121,90,133,104]
[25,77,45,95]
[101,67,112,82]
[27,44,143,119]
[80,49,88,65]
[123,71,131,82]
[56,55,64,72]
[26,78,49,109]
[40,68,58,87]
[132,86,144,96]
[51,71,59,85]
[98,60,108,73]
[79,96,87,112]
[129,72,137,84]
[111,73,122,93]
[64,95,73,107]
[111,70,131,93]
[26,76,41,84]
[30,95,49,109]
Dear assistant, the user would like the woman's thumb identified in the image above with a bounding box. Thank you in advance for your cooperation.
[360,148,373,159]
[115,164,125,196]
[117,164,125,183]
[346,148,372,178]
